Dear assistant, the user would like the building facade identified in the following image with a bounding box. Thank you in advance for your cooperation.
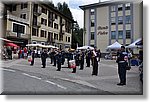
[3,2,73,49]
[80,0,142,53]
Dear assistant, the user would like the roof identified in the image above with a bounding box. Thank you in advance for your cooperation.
[39,1,75,23]
[79,0,142,10]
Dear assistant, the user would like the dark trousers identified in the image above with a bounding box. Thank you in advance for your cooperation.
[30,58,34,65]
[80,62,84,70]
[51,57,54,64]
[72,67,76,73]
[57,62,61,71]
[42,59,46,68]
[53,57,56,66]
[118,62,126,84]
[87,58,90,67]
[92,61,98,75]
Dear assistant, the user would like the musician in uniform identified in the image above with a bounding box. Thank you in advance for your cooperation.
[116,46,128,86]
[92,48,99,76]
[79,50,84,70]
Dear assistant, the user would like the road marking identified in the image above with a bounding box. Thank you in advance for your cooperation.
[2,68,16,72]
[45,80,67,90]
[58,77,97,89]
[22,73,42,80]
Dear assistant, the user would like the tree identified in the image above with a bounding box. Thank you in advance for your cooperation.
[56,2,73,20]
[71,22,83,49]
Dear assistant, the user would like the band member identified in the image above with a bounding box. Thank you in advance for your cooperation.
[86,49,91,67]
[30,50,35,66]
[41,49,48,68]
[116,46,128,86]
[56,50,62,71]
[92,48,99,76]
[79,50,84,70]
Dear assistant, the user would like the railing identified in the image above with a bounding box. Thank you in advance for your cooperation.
[7,14,29,24]
[6,30,30,39]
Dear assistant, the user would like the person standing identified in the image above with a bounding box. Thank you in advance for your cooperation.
[92,48,99,76]
[56,50,62,71]
[116,46,128,86]
[53,49,57,66]
[86,50,91,67]
[30,50,35,66]
[41,49,48,68]
[79,50,84,70]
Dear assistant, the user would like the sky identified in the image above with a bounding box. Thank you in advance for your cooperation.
[51,0,109,28]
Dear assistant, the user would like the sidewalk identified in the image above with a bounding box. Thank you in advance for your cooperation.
[1,58,143,95]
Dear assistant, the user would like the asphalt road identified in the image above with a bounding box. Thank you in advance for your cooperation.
[0,58,142,95]
[1,67,112,95]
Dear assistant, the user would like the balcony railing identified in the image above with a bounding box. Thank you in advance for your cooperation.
[7,14,29,24]
[6,30,30,39]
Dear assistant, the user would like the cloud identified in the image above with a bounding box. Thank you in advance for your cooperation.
[70,8,83,28]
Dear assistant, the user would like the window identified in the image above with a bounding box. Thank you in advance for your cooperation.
[118,31,123,39]
[90,9,95,15]
[125,16,131,24]
[21,3,28,9]
[12,5,17,11]
[44,31,47,38]
[20,14,26,19]
[48,20,53,28]
[68,37,70,42]
[55,14,58,19]
[13,23,25,34]
[32,28,36,36]
[111,6,116,12]
[91,20,95,27]
[126,30,131,39]
[42,7,47,14]
[54,33,58,40]
[91,32,94,40]
[41,18,47,26]
[111,31,116,39]
[125,3,131,10]
[118,4,123,11]
[111,17,116,25]
[54,23,58,29]
[118,16,123,24]
[41,30,45,37]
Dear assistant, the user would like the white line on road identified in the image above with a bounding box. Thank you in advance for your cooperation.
[2,68,16,72]
[22,73,42,80]
[45,80,67,90]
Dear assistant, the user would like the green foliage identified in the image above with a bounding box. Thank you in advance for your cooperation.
[56,2,73,20]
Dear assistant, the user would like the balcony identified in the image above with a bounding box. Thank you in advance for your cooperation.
[7,14,29,25]
[6,30,30,39]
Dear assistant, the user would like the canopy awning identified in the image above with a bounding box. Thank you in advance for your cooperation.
[6,43,19,47]
[0,38,12,42]
[107,41,122,49]
[77,46,94,50]
[126,38,142,48]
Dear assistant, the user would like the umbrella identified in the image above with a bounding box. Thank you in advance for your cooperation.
[6,43,19,47]
[107,41,122,49]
